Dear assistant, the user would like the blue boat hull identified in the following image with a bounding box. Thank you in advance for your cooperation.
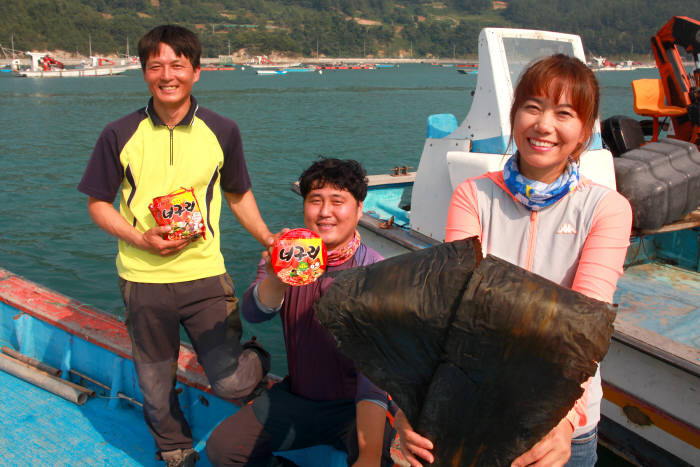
[0,268,347,466]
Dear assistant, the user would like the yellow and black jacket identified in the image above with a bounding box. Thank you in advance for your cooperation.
[78,97,251,283]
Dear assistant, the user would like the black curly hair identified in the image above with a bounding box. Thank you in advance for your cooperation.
[298,157,368,202]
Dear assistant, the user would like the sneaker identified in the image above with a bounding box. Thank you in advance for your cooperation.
[161,448,200,467]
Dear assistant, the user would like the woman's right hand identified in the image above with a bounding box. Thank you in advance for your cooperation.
[394,409,434,466]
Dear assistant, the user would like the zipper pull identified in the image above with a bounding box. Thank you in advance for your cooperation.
[169,127,174,166]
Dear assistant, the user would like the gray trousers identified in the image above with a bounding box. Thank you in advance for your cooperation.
[120,273,263,455]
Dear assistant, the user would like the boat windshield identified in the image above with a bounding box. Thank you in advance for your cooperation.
[503,38,577,85]
[458,28,588,155]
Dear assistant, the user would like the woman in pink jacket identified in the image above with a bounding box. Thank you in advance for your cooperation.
[395,54,632,467]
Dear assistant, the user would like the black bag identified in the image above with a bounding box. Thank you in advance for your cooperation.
[614,137,700,230]
[315,238,616,466]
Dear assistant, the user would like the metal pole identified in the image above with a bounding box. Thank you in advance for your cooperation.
[1,346,61,376]
[0,353,92,405]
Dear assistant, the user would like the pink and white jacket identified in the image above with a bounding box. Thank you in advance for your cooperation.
[445,171,632,437]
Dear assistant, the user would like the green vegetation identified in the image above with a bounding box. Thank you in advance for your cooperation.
[0,0,698,59]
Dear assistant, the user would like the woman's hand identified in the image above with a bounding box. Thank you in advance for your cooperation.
[511,417,573,467]
[394,409,434,466]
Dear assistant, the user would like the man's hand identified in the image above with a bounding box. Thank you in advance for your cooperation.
[87,197,191,256]
[140,226,192,256]
[394,409,434,466]
[257,247,289,309]
[511,417,573,467]
[261,249,281,279]
[262,228,290,278]
[265,228,289,249]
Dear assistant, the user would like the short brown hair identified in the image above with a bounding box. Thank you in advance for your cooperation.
[509,54,599,161]
[138,25,201,71]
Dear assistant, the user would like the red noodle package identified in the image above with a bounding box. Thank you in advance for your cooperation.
[271,228,327,286]
[149,187,206,241]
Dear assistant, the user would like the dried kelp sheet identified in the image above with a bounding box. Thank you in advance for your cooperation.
[315,238,616,466]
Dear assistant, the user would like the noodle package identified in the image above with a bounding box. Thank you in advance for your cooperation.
[271,228,327,286]
[149,187,206,241]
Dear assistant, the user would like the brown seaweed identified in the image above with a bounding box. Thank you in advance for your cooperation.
[314,238,616,466]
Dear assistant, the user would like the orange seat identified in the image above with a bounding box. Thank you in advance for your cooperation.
[632,79,687,141]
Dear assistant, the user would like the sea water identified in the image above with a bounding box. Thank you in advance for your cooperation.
[0,65,659,377]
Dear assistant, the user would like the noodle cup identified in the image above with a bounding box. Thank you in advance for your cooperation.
[271,228,327,286]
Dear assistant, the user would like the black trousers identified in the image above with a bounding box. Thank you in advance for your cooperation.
[120,273,263,455]
[206,379,395,467]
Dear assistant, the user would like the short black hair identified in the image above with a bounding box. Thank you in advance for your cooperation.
[298,158,368,202]
[138,24,201,71]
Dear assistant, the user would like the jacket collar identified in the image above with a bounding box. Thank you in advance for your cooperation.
[145,96,198,127]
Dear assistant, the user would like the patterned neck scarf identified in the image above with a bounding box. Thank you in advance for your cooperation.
[327,230,361,266]
[503,153,579,211]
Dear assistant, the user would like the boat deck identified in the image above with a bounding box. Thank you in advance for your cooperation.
[613,227,700,371]
[615,261,700,359]
[605,255,700,465]
[0,365,171,466]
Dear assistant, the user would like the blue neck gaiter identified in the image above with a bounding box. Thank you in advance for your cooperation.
[503,152,579,211]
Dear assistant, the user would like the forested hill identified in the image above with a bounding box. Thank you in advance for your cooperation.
[1,0,698,60]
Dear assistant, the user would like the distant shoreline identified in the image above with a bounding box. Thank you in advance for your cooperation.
[3,55,675,69]
[220,57,478,65]
[0,56,478,67]
[4,53,679,68]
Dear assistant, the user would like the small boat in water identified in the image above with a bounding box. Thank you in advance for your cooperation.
[283,66,318,73]
[311,21,699,466]
[589,56,654,72]
[201,64,236,71]
[248,55,301,69]
[256,69,287,76]
[14,52,129,78]
[0,268,348,466]
[456,63,478,74]
[317,63,376,70]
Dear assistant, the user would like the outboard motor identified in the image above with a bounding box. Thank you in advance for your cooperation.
[601,115,645,157]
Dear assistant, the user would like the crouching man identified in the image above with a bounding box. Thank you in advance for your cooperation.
[206,158,395,466]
